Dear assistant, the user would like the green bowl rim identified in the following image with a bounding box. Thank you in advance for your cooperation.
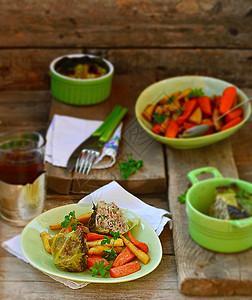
[135,75,251,143]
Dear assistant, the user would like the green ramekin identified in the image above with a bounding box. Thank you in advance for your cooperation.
[50,54,114,106]
[186,167,252,253]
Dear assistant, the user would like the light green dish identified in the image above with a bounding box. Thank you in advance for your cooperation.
[186,167,252,253]
[20,203,162,283]
[50,54,114,106]
[135,76,251,149]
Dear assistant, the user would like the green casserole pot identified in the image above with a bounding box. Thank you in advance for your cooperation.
[186,167,252,253]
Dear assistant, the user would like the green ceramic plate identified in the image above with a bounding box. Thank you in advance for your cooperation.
[20,203,162,283]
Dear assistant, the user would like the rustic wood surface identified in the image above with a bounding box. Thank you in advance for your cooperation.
[47,73,166,195]
[0,0,252,90]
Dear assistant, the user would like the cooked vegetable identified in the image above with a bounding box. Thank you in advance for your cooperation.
[50,227,88,272]
[220,117,242,131]
[118,154,143,179]
[40,231,52,254]
[209,183,251,220]
[89,200,139,235]
[165,119,179,138]
[127,231,149,253]
[87,238,124,248]
[87,255,111,277]
[198,96,212,116]
[176,100,197,125]
[219,86,237,114]
[86,232,107,242]
[225,108,243,123]
[110,261,141,278]
[120,235,150,265]
[112,246,135,267]
[88,245,123,256]
[49,211,92,230]
[188,106,202,124]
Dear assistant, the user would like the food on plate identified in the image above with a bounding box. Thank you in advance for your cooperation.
[49,211,92,230]
[209,183,252,220]
[40,201,150,278]
[141,86,244,138]
[54,55,108,79]
[88,200,139,234]
[50,227,88,272]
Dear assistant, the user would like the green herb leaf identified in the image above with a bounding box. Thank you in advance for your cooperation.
[188,88,205,99]
[111,231,119,240]
[176,106,184,116]
[61,211,83,231]
[166,95,175,104]
[178,190,188,204]
[90,260,111,278]
[101,236,111,245]
[152,112,167,124]
[118,154,143,179]
[104,248,118,261]
[101,231,120,261]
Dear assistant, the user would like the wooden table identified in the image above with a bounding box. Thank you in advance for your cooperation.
[0,74,252,299]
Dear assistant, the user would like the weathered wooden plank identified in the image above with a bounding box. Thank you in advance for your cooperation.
[1,48,252,90]
[47,73,167,194]
[166,139,252,296]
[0,0,251,48]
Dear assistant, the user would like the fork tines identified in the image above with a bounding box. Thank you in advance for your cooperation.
[75,149,99,175]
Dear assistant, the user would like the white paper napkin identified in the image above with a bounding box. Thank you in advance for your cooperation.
[2,181,171,289]
[45,114,122,169]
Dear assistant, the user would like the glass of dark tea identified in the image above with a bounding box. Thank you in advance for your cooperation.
[0,130,46,226]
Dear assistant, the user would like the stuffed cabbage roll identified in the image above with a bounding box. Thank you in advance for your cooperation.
[209,183,251,220]
[50,227,88,272]
[89,201,139,235]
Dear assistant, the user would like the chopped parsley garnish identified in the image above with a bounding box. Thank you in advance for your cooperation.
[188,88,205,99]
[152,112,167,124]
[176,106,184,116]
[90,260,111,277]
[118,154,143,179]
[61,211,83,230]
[101,231,120,261]
[167,95,175,104]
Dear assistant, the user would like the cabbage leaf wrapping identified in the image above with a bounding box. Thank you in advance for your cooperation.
[50,228,88,272]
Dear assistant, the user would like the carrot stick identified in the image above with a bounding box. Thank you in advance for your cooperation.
[112,247,135,268]
[183,122,196,130]
[198,96,212,115]
[165,119,179,138]
[225,108,243,123]
[120,235,150,265]
[86,233,106,242]
[87,255,110,272]
[127,231,149,253]
[151,123,162,135]
[220,117,242,131]
[219,86,237,114]
[110,261,141,278]
[176,100,197,125]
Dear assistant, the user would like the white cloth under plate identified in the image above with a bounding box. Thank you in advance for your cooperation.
[45,114,122,169]
[1,181,172,289]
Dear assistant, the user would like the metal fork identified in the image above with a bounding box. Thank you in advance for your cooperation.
[74,107,128,175]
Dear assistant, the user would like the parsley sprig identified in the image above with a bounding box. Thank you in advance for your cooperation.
[152,112,167,124]
[167,95,175,104]
[188,88,205,99]
[90,260,111,277]
[118,154,143,179]
[61,211,83,230]
[101,231,119,261]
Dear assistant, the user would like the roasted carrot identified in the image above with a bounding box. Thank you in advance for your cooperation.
[151,123,162,135]
[112,247,135,268]
[165,119,179,138]
[49,212,92,230]
[110,261,141,278]
[127,231,149,253]
[198,96,212,115]
[219,86,237,114]
[176,100,197,125]
[86,232,106,242]
[87,255,110,271]
[225,108,243,123]
[120,235,150,265]
[183,122,196,130]
[220,117,242,131]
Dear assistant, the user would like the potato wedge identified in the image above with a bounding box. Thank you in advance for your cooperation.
[40,231,52,254]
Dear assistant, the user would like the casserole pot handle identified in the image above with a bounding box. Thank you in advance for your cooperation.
[187,167,223,185]
[230,218,252,228]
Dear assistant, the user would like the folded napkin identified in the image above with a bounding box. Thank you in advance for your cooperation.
[2,181,171,289]
[45,114,122,169]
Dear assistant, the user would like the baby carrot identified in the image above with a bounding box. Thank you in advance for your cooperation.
[220,117,242,131]
[225,108,243,123]
[110,261,141,278]
[165,119,179,138]
[219,86,237,115]
[86,233,106,242]
[127,231,149,253]
[87,255,110,270]
[198,96,212,115]
[112,247,135,268]
[176,100,197,125]
[151,124,162,135]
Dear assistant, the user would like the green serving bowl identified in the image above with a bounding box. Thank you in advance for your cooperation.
[186,167,252,253]
[135,76,251,149]
[50,54,114,106]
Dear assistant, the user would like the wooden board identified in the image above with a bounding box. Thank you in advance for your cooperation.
[166,139,252,296]
[46,73,167,194]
